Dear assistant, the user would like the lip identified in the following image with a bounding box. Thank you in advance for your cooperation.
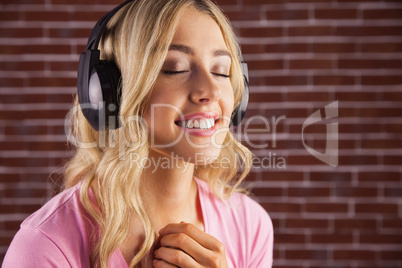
[174,112,220,137]
[174,112,219,122]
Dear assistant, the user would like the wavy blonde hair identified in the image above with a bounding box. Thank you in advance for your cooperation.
[64,0,253,267]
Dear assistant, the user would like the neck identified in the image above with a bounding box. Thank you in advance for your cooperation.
[141,149,199,228]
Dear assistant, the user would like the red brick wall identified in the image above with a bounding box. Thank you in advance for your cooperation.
[1,0,401,267]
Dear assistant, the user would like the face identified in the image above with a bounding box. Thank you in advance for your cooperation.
[142,6,235,165]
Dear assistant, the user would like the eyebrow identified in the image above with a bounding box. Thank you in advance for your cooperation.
[168,44,232,59]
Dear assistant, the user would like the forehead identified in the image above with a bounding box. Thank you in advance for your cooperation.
[171,7,228,51]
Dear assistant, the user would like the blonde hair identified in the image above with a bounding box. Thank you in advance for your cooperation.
[64,0,253,267]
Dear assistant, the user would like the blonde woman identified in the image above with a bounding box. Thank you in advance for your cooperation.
[3,0,273,267]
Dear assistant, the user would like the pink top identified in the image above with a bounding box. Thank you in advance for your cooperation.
[3,178,273,267]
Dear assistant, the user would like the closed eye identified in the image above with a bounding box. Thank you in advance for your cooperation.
[212,72,230,78]
[163,70,189,75]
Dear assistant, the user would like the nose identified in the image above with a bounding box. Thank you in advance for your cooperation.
[189,69,221,104]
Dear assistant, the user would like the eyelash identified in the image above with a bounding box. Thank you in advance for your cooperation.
[163,70,230,78]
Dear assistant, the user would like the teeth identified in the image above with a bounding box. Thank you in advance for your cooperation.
[200,119,207,129]
[178,118,216,129]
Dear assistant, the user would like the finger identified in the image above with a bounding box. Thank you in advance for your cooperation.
[159,232,210,264]
[154,246,199,268]
[159,222,223,252]
[152,258,178,268]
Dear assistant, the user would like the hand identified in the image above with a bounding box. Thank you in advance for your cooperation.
[153,222,228,268]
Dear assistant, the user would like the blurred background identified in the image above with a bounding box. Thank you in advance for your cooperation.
[0,0,401,267]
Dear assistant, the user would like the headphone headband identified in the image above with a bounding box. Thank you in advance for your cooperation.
[86,0,134,51]
[77,0,249,131]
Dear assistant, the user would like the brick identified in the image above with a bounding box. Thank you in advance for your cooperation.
[288,186,331,197]
[383,187,402,197]
[241,44,265,54]
[383,155,402,165]
[289,26,333,36]
[51,0,98,4]
[0,61,46,71]
[27,77,76,87]
[361,139,402,149]
[306,202,349,213]
[313,75,356,85]
[286,218,329,229]
[335,92,379,101]
[266,43,309,53]
[289,59,333,69]
[0,11,20,21]
[310,172,352,182]
[355,203,399,215]
[0,27,43,38]
[49,28,91,38]
[285,249,328,260]
[226,10,263,21]
[358,172,400,182]
[336,26,402,36]
[361,42,402,53]
[247,59,284,70]
[23,11,70,21]
[49,61,79,71]
[0,77,24,87]
[252,186,284,197]
[362,75,402,85]
[239,27,283,38]
[313,42,357,53]
[72,11,106,22]
[249,92,282,103]
[338,59,402,69]
[335,218,378,230]
[382,219,402,229]
[266,9,309,20]
[261,171,305,181]
[315,9,358,20]
[382,91,402,102]
[360,234,402,244]
[264,75,308,86]
[311,234,353,244]
[286,92,331,102]
[333,250,377,260]
[1,0,44,4]
[275,233,306,244]
[339,123,382,133]
[359,107,402,117]
[385,122,402,133]
[261,202,303,213]
[334,186,378,198]
[381,250,402,261]
[338,155,378,165]
[244,0,285,4]
[363,9,402,20]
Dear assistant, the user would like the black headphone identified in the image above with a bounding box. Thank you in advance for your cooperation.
[77,0,249,131]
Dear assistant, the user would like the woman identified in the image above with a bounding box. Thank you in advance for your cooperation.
[3,0,273,267]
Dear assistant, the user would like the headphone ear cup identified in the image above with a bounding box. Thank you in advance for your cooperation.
[230,62,249,127]
[87,61,122,130]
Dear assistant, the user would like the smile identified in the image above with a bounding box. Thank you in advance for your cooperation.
[174,112,219,136]
[175,118,215,130]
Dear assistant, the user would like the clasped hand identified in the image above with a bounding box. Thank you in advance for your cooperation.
[153,222,228,268]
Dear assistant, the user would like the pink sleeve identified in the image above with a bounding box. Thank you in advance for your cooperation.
[2,226,71,268]
[246,197,274,268]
